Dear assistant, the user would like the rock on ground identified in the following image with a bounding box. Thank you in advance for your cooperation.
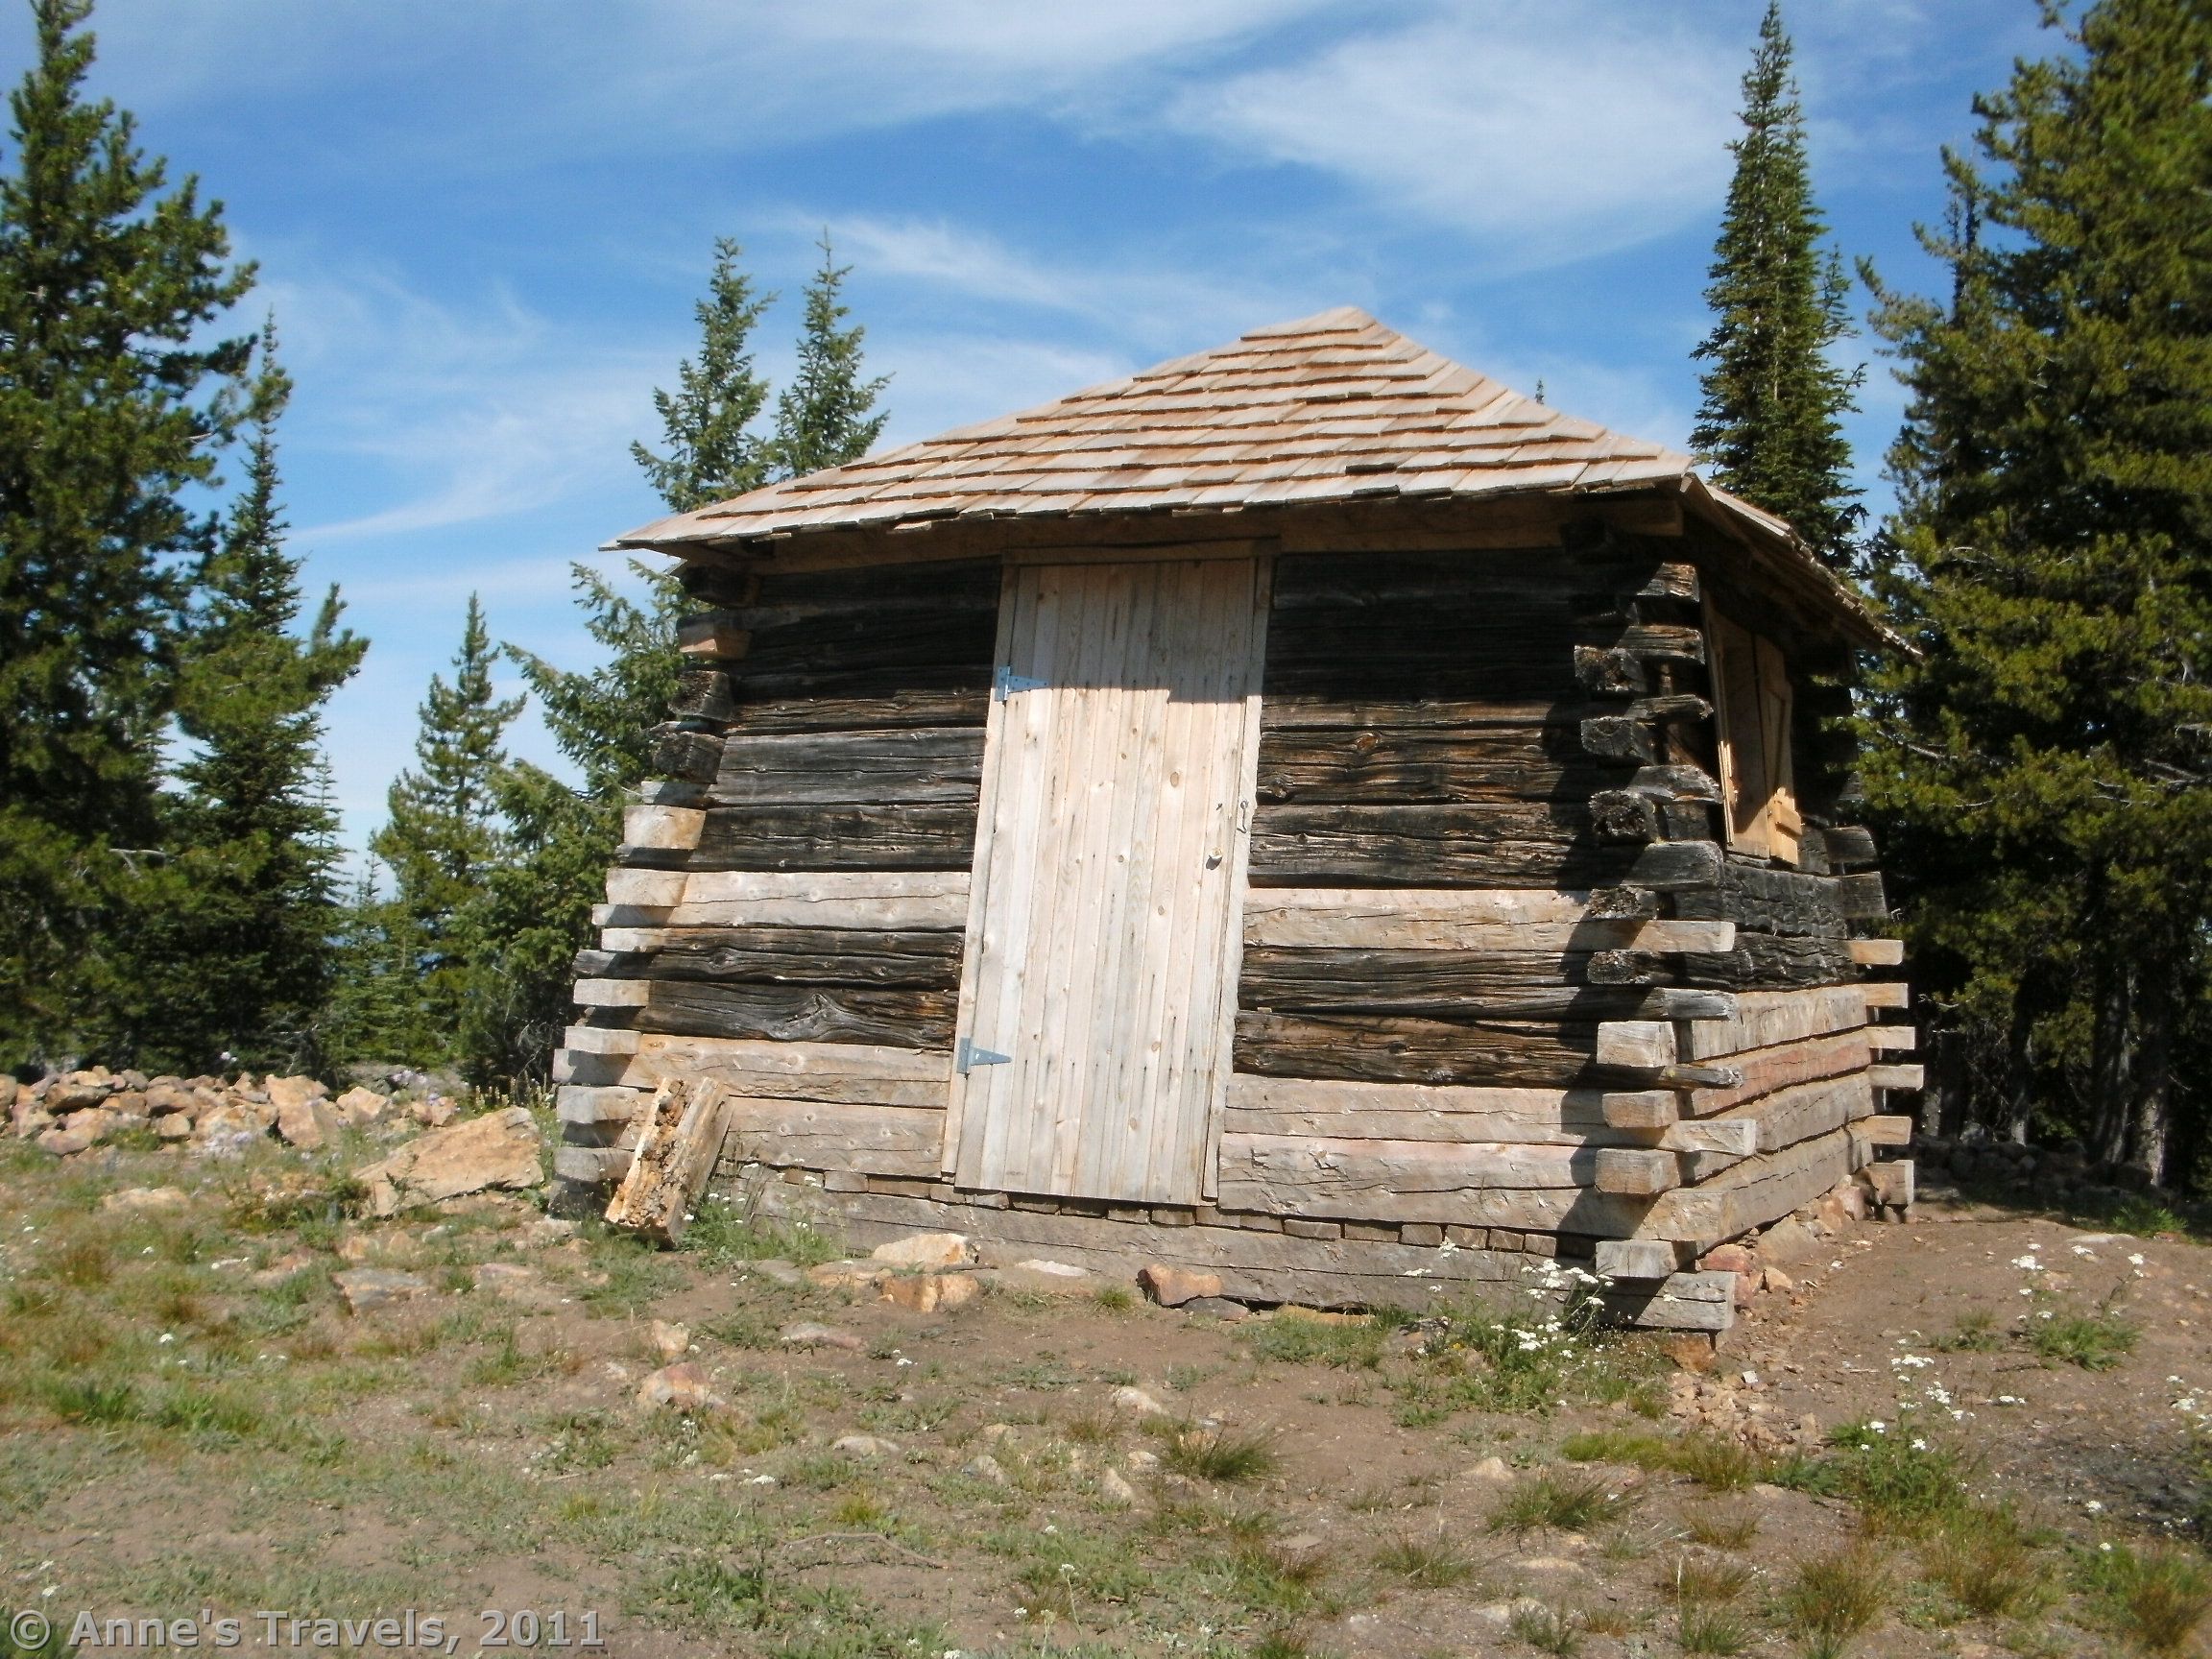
[880,1272,980,1313]
[1138,1263,1224,1307]
[333,1267,430,1314]
[649,1319,691,1361]
[778,1321,864,1352]
[100,1186,189,1213]
[355,1107,543,1217]
[868,1231,974,1269]
[1111,1385,1168,1417]
[637,1362,719,1410]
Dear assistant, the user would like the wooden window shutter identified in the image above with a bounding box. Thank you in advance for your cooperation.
[1754,636,1801,865]
[1711,610,1770,856]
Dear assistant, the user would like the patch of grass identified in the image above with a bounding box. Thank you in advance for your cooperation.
[1161,1422,1279,1483]
[1560,1428,1760,1491]
[1092,1283,1137,1312]
[1777,1546,1889,1646]
[1920,1510,2053,1620]
[1245,1313,1387,1370]
[1509,1601,1583,1657]
[1777,1421,1969,1536]
[1936,1309,2002,1352]
[783,1452,860,1491]
[2078,1541,2212,1655]
[1678,1604,1753,1655]
[1372,1533,1477,1588]
[1663,1556,1752,1604]
[463,1325,569,1387]
[51,1237,114,1287]
[1684,1503,1760,1550]
[2029,1300,2139,1371]
[679,1192,841,1267]
[39,1373,141,1426]
[651,1551,772,1633]
[1488,1470,1635,1535]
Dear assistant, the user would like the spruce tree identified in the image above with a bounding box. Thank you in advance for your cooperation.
[141,324,366,1072]
[0,0,255,1061]
[1690,2,1862,566]
[461,565,684,1083]
[631,237,774,513]
[1862,0,2212,1181]
[771,234,890,478]
[369,595,522,1062]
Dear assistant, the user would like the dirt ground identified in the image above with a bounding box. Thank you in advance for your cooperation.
[2,1122,2209,1659]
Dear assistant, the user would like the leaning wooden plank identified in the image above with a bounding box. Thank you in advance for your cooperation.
[1639,1125,1872,1242]
[1848,939,1906,967]
[720,1098,945,1177]
[618,1034,952,1107]
[1686,1029,1872,1115]
[1596,1148,1681,1196]
[606,1080,736,1246]
[1215,1135,1650,1234]
[1680,986,1867,1061]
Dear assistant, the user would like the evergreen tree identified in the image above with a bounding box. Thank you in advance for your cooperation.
[1862,0,2212,1183]
[368,595,521,1061]
[770,234,889,478]
[460,565,684,1084]
[144,323,367,1071]
[631,237,774,512]
[0,0,255,1061]
[1690,2,1862,566]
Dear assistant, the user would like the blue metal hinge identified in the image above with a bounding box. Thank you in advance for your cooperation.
[955,1037,1011,1075]
[994,665,1047,702]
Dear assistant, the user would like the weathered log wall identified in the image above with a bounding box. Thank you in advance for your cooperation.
[552,517,1915,1327]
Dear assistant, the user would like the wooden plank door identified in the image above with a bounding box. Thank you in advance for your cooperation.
[946,557,1267,1204]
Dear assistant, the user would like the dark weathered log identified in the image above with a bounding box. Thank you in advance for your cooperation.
[729,690,992,733]
[1605,624,1704,662]
[756,558,1002,608]
[691,805,979,871]
[1586,885,1662,921]
[713,728,985,805]
[1626,764,1723,804]
[589,928,963,989]
[1836,872,1888,920]
[1236,1010,1607,1088]
[1249,803,1623,888]
[639,981,956,1048]
[1574,645,1647,697]
[1673,862,1849,938]
[650,726,724,784]
[1588,790,1659,844]
[1238,947,1728,1022]
[669,669,735,724]
[1679,933,1863,991]
[1579,715,1655,763]
[1823,825,1881,869]
[1253,725,1608,805]
[1626,693,1712,724]
[1262,696,1576,732]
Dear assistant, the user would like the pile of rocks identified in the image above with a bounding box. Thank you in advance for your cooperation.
[1913,1134,2160,1211]
[3,1068,457,1158]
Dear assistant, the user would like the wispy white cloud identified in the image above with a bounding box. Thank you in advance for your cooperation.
[1165,9,1741,271]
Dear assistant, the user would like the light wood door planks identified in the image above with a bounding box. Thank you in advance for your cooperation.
[949,558,1267,1204]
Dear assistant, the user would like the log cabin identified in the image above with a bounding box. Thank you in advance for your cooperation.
[553,307,1917,1330]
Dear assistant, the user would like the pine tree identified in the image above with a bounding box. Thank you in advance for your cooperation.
[1862,0,2212,1182]
[460,565,684,1083]
[368,595,522,1061]
[631,237,774,513]
[0,0,256,1062]
[1690,2,1862,566]
[771,234,889,478]
[135,324,367,1072]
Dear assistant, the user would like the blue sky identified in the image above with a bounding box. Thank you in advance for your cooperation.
[8,0,2051,858]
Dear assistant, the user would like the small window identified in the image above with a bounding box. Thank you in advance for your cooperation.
[1709,606,1801,864]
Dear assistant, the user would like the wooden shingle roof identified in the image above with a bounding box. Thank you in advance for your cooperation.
[614,306,1881,642]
